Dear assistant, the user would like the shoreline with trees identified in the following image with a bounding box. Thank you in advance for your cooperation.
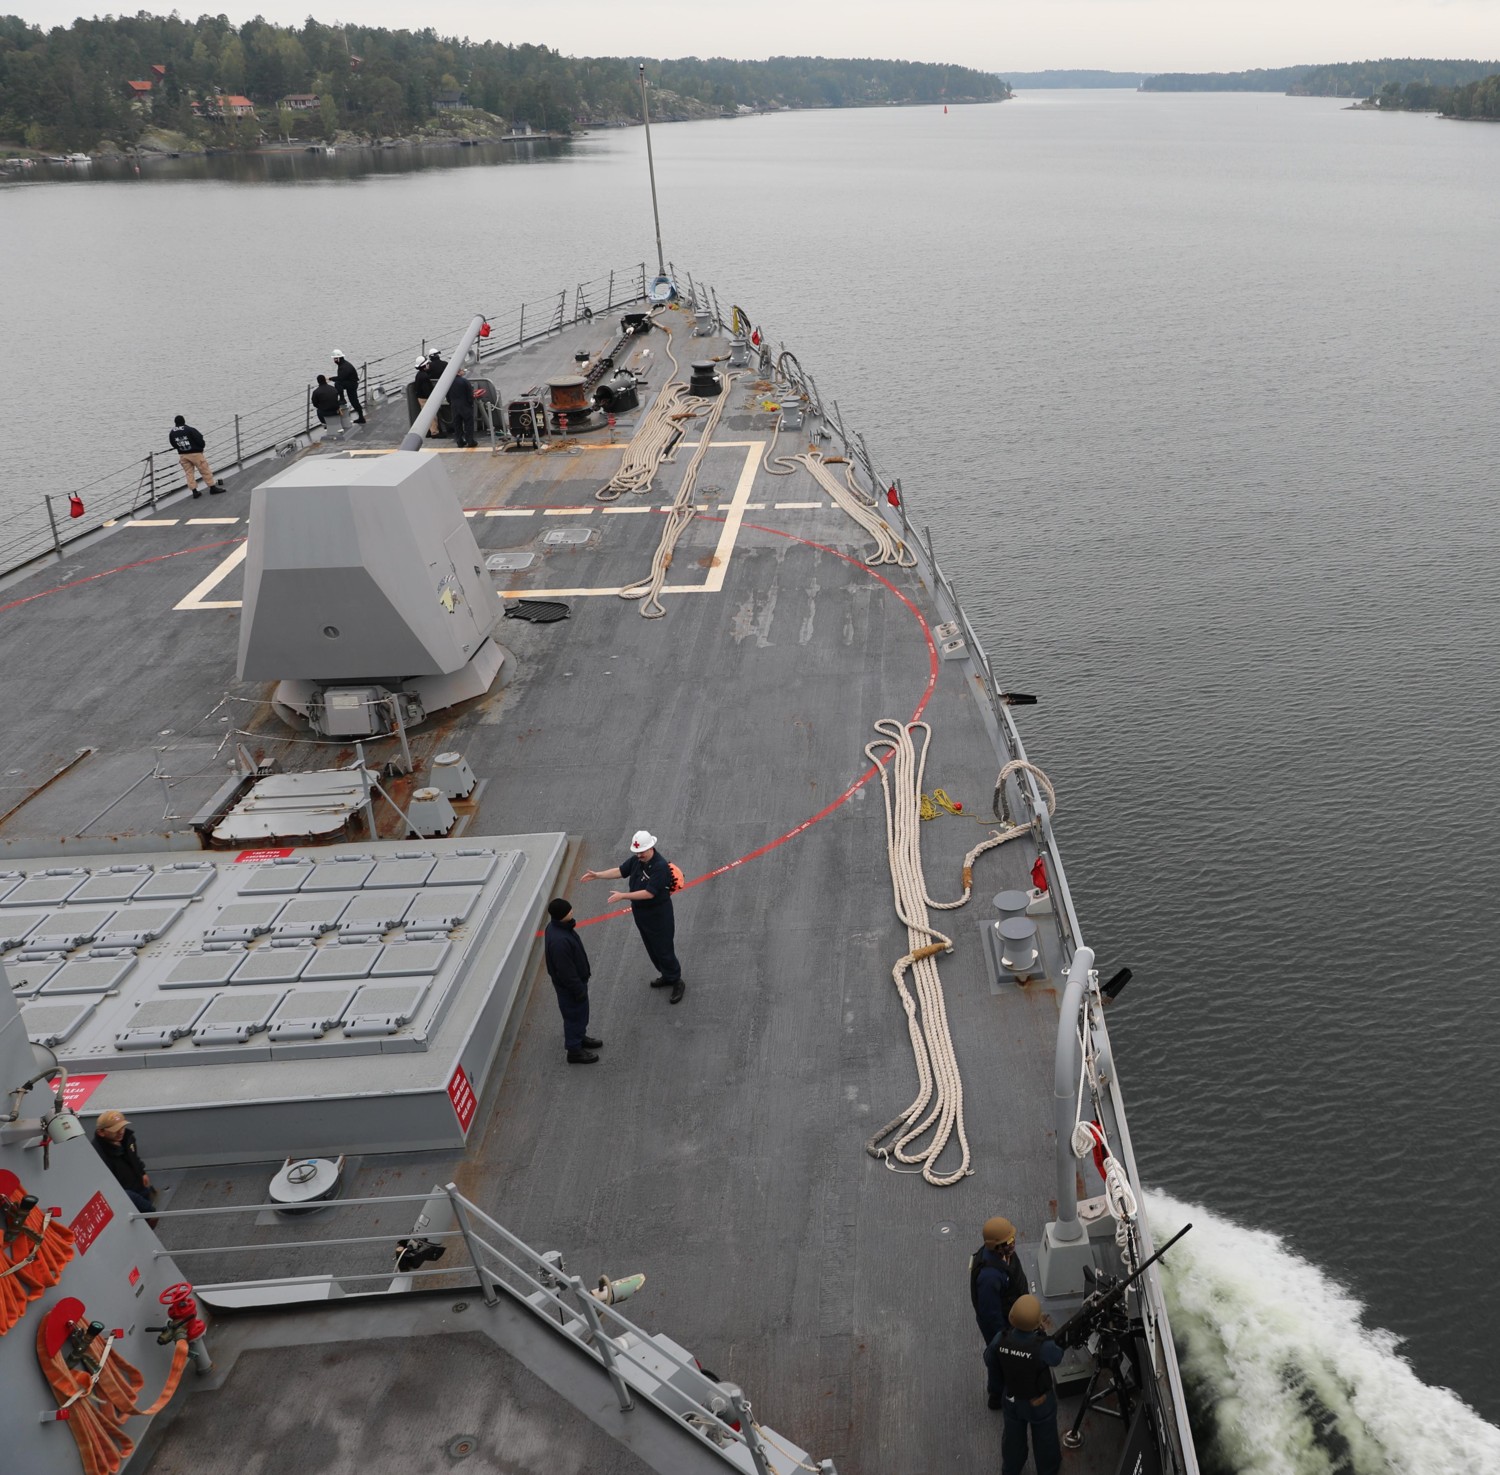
[0,13,1010,159]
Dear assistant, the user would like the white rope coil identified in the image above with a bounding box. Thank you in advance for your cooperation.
[619,366,738,618]
[928,758,1056,910]
[596,319,691,502]
[863,719,971,1186]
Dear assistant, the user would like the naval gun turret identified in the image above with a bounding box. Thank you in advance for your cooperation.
[238,317,506,737]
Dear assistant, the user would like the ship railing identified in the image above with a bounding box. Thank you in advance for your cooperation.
[0,263,650,584]
[616,279,1197,1473]
[140,1183,827,1475]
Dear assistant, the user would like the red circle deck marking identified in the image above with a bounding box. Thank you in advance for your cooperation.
[0,539,246,615]
[576,518,939,928]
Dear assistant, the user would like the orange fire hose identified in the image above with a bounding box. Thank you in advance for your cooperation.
[1,1175,76,1334]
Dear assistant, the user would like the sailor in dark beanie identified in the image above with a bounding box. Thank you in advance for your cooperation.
[543,897,603,1064]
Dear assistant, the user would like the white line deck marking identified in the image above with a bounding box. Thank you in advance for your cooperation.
[542,508,594,516]
[186,517,240,525]
[774,501,824,510]
[128,518,179,526]
[463,509,479,517]
[174,541,248,611]
[503,441,764,600]
[601,506,651,515]
[484,509,534,517]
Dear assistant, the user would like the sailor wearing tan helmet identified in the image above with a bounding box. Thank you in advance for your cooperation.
[971,1215,1030,1347]
[985,1293,1065,1475]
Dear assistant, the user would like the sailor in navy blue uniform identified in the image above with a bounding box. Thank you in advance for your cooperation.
[582,829,684,1004]
[543,897,602,1064]
[972,1215,1029,1348]
[985,1294,1064,1475]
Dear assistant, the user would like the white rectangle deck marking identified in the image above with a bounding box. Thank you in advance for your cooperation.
[464,509,479,517]
[174,541,248,611]
[601,506,651,514]
[774,502,824,510]
[128,518,179,527]
[542,508,594,516]
[502,441,763,600]
[484,509,534,517]
[186,517,240,525]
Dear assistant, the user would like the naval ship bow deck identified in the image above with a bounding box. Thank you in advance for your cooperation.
[0,289,1190,1475]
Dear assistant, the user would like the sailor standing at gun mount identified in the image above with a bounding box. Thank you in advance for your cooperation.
[582,830,685,1004]
[985,1294,1064,1475]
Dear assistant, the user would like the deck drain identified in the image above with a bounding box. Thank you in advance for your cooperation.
[447,1434,479,1459]
[933,1221,957,1239]
[486,552,537,571]
[543,527,593,547]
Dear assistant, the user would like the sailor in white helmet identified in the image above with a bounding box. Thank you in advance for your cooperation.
[581,830,685,1004]
[331,349,364,423]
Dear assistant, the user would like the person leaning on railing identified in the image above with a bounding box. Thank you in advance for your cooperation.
[168,415,226,497]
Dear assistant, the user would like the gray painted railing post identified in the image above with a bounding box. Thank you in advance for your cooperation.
[148,450,157,508]
[43,495,62,556]
[556,288,566,329]
[573,1277,634,1412]
[607,268,614,309]
[444,1184,500,1306]
[234,413,243,471]
[518,303,525,345]
[305,384,312,434]
[722,1386,774,1475]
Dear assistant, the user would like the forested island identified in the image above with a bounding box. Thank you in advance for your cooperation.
[1141,57,1500,115]
[0,13,1010,155]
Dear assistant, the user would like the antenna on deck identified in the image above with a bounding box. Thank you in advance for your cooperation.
[639,62,667,281]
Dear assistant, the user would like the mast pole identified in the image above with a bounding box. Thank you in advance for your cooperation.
[639,63,666,278]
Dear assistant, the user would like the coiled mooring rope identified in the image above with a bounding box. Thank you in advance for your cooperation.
[863,718,971,1186]
[863,722,1060,1185]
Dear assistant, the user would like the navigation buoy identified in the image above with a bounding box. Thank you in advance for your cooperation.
[944,105,949,114]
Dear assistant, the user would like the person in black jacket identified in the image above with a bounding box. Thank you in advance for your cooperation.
[91,1109,156,1214]
[310,374,344,430]
[447,367,477,448]
[985,1295,1065,1472]
[331,350,365,423]
[412,356,440,438]
[544,898,603,1064]
[581,829,685,1004]
[168,415,225,496]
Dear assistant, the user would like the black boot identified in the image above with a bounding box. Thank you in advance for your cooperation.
[581,1035,603,1049]
[567,1049,599,1064]
[669,979,685,1005]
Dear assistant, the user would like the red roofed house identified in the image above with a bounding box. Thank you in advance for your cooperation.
[215,95,257,118]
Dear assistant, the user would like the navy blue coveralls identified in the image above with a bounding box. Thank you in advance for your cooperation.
[973,1245,1029,1347]
[543,916,591,1051]
[621,852,680,984]
[447,374,476,447]
[985,1327,1064,1475]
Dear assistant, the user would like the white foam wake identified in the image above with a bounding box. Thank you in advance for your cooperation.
[1147,1191,1500,1475]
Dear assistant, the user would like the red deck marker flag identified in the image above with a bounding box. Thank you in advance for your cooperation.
[68,495,85,518]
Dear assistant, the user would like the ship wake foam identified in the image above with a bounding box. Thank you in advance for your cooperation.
[1147,1191,1500,1475]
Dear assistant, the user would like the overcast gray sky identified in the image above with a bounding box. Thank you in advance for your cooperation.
[16,1,1500,72]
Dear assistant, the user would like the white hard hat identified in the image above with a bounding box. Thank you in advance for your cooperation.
[414,356,426,368]
[332,348,343,358]
[629,830,657,853]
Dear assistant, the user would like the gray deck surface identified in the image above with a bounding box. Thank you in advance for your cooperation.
[0,310,1119,1475]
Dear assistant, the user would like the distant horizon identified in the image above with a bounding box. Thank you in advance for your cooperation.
[7,2,1500,76]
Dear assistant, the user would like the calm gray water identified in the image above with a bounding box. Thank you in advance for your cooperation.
[4,92,1499,1470]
